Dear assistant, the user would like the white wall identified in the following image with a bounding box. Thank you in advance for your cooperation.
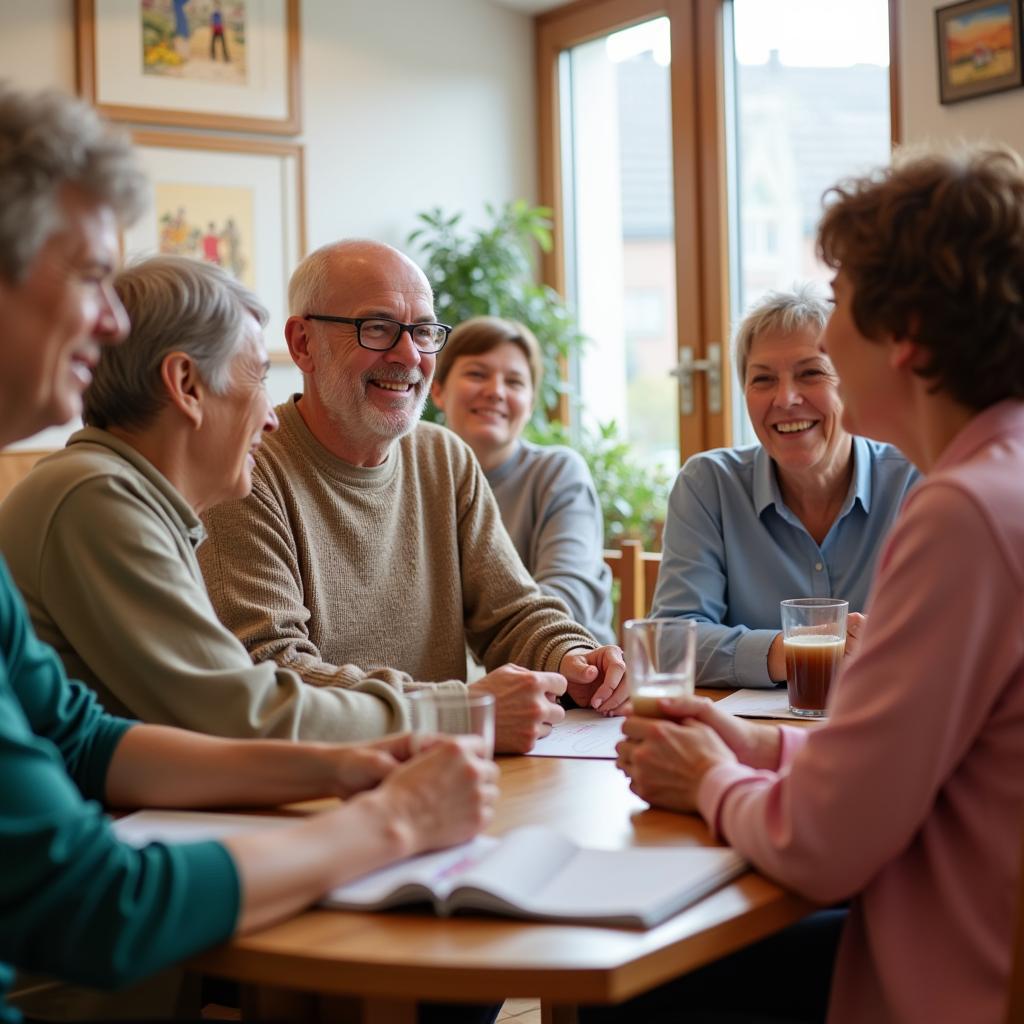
[0,0,536,448]
[899,0,1024,150]
[0,0,74,91]
[302,0,535,248]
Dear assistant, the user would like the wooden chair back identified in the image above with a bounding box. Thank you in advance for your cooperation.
[603,539,663,645]
[0,450,49,503]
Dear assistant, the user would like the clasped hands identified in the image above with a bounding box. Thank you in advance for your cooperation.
[616,695,783,813]
[471,645,628,753]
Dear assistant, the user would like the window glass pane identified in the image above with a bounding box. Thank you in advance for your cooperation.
[561,17,678,476]
[728,0,890,443]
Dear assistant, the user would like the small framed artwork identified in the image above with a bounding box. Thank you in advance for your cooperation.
[75,0,301,134]
[126,132,306,361]
[935,0,1024,104]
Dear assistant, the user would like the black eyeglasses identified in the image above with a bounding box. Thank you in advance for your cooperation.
[304,314,451,354]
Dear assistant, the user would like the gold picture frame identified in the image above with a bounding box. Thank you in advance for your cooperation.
[76,0,301,135]
[126,131,307,363]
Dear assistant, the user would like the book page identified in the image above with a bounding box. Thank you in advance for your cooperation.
[451,825,578,906]
[526,709,624,759]
[506,844,747,927]
[444,826,747,929]
[323,836,499,910]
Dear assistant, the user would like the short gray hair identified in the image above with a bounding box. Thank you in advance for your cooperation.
[0,83,148,281]
[733,283,831,383]
[288,242,342,315]
[83,255,268,431]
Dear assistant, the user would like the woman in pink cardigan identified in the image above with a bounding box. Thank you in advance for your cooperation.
[600,145,1024,1024]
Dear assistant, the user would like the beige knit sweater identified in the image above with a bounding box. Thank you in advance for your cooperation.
[200,398,596,695]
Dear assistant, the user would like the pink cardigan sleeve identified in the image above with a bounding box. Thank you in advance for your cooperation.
[696,480,1024,904]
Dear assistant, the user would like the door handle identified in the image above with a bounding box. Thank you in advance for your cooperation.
[670,343,722,415]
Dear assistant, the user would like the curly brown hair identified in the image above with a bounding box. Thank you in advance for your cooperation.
[817,144,1024,410]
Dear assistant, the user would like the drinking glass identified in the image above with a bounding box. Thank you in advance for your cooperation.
[780,598,848,718]
[624,618,697,718]
[407,690,496,758]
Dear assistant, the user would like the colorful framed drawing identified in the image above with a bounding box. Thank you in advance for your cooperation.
[935,0,1023,104]
[125,132,306,361]
[75,0,301,134]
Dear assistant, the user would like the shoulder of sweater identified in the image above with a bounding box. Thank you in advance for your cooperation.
[513,440,592,487]
[0,443,147,519]
[405,421,478,471]
[901,467,1024,587]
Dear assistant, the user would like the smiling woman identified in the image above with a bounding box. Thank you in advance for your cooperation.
[649,284,918,689]
[432,316,614,645]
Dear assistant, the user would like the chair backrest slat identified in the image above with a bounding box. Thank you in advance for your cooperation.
[0,450,49,503]
[603,540,661,645]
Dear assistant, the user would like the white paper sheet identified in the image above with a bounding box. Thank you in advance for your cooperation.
[113,809,290,846]
[714,688,827,720]
[525,709,625,759]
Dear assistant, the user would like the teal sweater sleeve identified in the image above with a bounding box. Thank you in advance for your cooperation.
[0,560,240,1012]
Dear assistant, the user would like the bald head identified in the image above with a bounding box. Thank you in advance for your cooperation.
[288,239,432,318]
[285,239,439,465]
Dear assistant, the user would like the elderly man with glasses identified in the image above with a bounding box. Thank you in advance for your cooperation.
[199,240,627,753]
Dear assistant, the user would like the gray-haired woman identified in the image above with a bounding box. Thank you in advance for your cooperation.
[649,283,918,689]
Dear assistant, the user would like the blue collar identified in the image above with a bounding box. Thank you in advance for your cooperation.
[753,436,873,522]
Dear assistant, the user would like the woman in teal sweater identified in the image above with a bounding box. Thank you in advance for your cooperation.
[0,84,497,1024]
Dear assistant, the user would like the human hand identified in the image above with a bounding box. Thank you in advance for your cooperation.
[325,735,414,797]
[844,612,866,660]
[377,737,499,855]
[643,693,782,770]
[767,632,787,682]
[616,716,736,812]
[471,664,566,752]
[559,645,628,714]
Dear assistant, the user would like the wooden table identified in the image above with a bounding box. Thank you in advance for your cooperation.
[189,751,814,1023]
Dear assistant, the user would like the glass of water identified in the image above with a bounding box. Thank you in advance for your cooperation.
[624,618,697,718]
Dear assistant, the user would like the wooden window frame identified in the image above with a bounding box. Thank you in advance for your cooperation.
[536,0,902,458]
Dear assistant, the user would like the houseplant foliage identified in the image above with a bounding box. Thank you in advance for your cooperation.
[409,201,669,548]
[408,200,583,425]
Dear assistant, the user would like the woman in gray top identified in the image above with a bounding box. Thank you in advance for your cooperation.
[432,316,614,645]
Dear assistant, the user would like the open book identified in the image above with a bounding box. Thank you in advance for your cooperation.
[113,811,746,930]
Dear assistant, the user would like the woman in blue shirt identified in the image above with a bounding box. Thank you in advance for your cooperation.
[650,284,918,688]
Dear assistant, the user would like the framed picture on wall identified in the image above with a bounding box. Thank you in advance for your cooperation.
[126,132,306,361]
[75,0,301,134]
[935,0,1024,104]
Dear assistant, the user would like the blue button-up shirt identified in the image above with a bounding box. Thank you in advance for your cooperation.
[650,437,919,688]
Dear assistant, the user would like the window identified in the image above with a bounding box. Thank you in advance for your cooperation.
[537,0,896,463]
[728,0,892,442]
[559,16,679,475]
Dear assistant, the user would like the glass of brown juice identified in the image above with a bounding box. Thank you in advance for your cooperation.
[624,618,697,718]
[780,598,848,718]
